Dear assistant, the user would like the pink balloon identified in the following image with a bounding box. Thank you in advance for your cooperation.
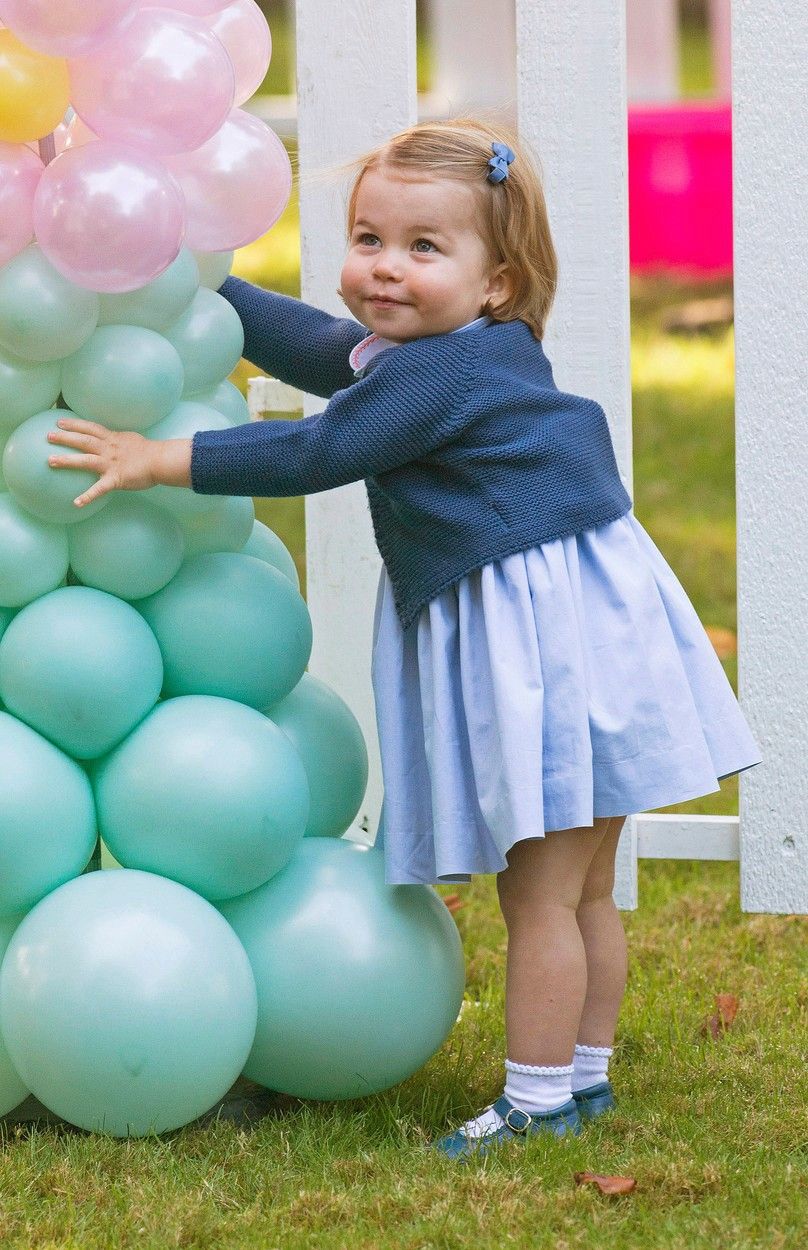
[0,0,138,57]
[69,8,235,157]
[33,141,186,294]
[168,111,292,252]
[0,141,42,266]
[206,0,271,107]
[166,2,230,15]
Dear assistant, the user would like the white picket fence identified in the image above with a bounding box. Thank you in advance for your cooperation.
[248,0,807,914]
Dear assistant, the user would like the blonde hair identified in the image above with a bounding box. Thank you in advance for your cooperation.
[341,117,558,340]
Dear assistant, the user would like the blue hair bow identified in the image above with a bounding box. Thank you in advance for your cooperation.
[486,141,515,184]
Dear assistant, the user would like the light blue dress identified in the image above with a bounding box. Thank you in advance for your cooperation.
[352,321,763,887]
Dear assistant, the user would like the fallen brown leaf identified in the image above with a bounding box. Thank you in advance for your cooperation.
[574,1172,636,1196]
[700,992,740,1039]
[443,893,463,915]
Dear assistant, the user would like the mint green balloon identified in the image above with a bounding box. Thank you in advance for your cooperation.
[0,912,28,1115]
[266,673,368,838]
[68,494,184,600]
[178,493,254,558]
[137,553,312,708]
[0,346,61,434]
[189,380,248,425]
[193,250,233,291]
[0,711,97,917]
[95,695,310,901]
[162,288,244,396]
[0,605,13,643]
[3,409,109,525]
[146,398,230,447]
[97,247,199,331]
[61,326,185,432]
[0,869,257,1137]
[242,519,299,588]
[220,839,465,1100]
[0,493,69,608]
[0,586,163,759]
[0,246,99,362]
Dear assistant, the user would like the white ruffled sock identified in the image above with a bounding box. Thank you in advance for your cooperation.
[571,1043,613,1092]
[504,1059,574,1113]
[459,1060,575,1139]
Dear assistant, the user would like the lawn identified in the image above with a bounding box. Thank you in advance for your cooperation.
[1,858,804,1249]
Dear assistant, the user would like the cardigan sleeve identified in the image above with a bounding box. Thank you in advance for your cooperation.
[218,276,367,398]
[190,332,476,498]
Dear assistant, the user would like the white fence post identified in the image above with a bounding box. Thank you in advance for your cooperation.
[294,0,418,844]
[515,0,637,907]
[732,0,808,912]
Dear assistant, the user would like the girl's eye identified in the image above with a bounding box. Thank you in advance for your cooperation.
[356,233,379,246]
[413,238,437,253]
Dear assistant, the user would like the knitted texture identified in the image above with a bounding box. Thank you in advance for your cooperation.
[192,279,633,629]
[219,276,363,397]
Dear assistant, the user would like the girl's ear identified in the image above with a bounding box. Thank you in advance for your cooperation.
[484,263,514,315]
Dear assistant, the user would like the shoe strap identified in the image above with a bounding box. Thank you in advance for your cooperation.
[492,1095,532,1133]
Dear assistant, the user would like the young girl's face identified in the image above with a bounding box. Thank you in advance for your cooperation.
[340,167,510,343]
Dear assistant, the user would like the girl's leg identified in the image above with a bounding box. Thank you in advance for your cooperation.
[495,818,613,1066]
[438,821,612,1148]
[575,816,628,1047]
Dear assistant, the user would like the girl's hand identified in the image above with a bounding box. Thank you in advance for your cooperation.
[47,417,192,509]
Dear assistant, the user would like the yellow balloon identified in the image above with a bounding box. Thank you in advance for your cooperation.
[0,31,69,144]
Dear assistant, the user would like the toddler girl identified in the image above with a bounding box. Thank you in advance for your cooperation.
[48,118,762,1161]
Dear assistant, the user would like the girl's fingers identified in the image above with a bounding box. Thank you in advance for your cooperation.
[73,475,115,508]
[48,429,99,452]
[48,453,103,472]
[55,416,109,438]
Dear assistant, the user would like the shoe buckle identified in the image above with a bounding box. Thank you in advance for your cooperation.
[503,1105,531,1133]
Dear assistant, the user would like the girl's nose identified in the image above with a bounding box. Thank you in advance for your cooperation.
[371,250,403,279]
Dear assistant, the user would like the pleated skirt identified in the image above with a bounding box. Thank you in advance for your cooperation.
[371,511,762,885]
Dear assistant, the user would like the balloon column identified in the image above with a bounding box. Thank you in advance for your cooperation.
[0,1,464,1136]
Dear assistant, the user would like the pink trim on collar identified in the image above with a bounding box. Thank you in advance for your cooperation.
[349,332,397,373]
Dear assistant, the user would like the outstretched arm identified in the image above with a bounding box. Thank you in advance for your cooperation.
[219,276,367,398]
[47,332,477,506]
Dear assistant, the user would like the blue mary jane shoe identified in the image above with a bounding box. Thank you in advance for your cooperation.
[433,1094,581,1162]
[572,1080,616,1121]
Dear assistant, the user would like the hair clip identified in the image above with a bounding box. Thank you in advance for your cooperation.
[486,141,515,184]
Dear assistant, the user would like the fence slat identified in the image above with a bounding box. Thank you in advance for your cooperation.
[515,0,637,908]
[294,0,417,844]
[732,0,808,912]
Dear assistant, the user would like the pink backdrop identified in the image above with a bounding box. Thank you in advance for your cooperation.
[628,102,732,277]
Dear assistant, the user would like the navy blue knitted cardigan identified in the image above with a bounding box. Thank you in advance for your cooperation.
[191,277,633,629]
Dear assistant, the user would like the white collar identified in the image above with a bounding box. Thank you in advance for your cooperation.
[349,314,492,375]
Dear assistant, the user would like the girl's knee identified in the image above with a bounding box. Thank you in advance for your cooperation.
[578,816,627,905]
[496,825,609,919]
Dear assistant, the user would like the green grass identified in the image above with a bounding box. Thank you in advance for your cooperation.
[1,860,805,1249]
[680,14,715,98]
